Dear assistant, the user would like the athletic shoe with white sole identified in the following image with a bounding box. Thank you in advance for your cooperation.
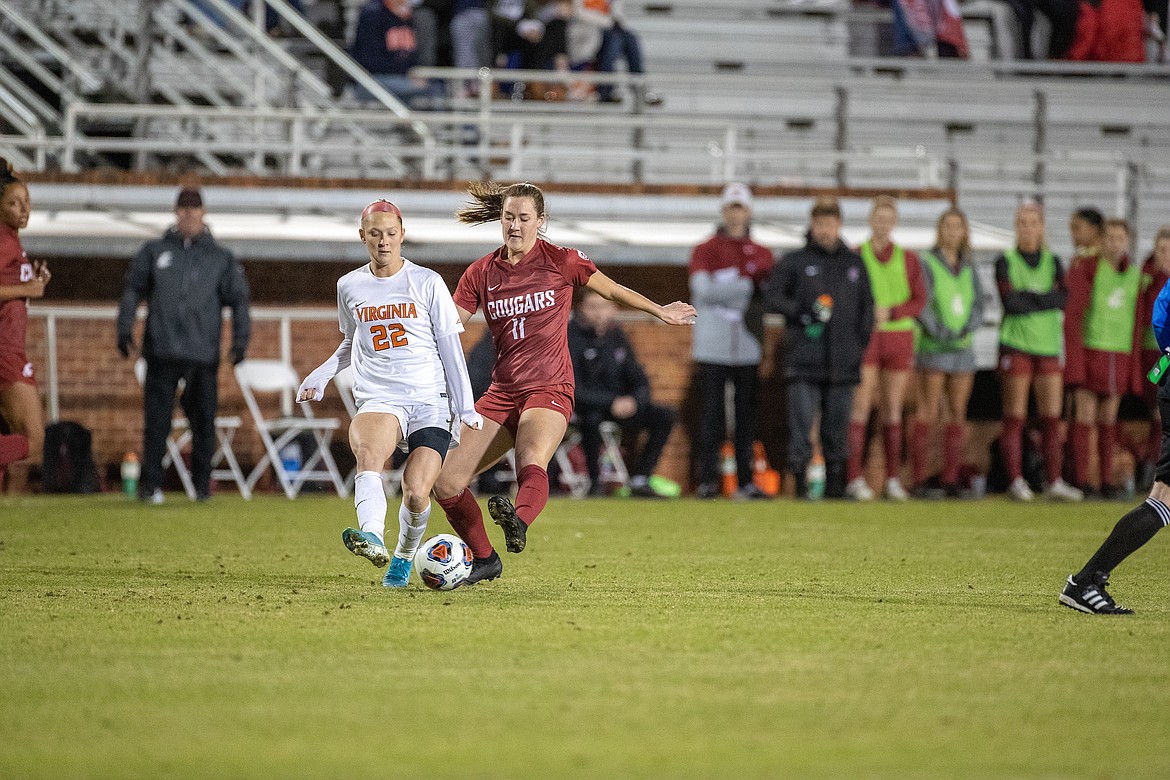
[1044,478,1084,502]
[1059,573,1133,615]
[341,527,390,568]
[884,478,909,501]
[845,476,875,502]
[487,495,527,553]
[381,555,412,588]
[1008,476,1035,501]
[464,550,503,585]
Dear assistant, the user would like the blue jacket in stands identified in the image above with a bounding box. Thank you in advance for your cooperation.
[350,0,419,76]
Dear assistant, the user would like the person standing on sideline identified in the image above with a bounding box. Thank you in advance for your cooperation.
[763,196,873,499]
[689,183,773,500]
[0,159,50,484]
[568,287,676,497]
[1069,207,1105,265]
[909,207,984,498]
[1064,218,1143,498]
[296,200,482,588]
[994,202,1082,502]
[432,181,695,585]
[1058,268,1170,615]
[116,188,251,503]
[846,195,926,502]
[1131,227,1170,490]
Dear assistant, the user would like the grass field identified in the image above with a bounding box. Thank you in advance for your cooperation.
[1,493,1168,778]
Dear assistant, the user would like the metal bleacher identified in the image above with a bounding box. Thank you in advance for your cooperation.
[1,0,1170,239]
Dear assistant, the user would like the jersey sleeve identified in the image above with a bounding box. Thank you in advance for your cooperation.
[563,246,598,287]
[337,277,357,338]
[452,261,483,314]
[428,272,465,340]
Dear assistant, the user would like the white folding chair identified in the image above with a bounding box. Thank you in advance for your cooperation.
[598,421,631,490]
[235,359,348,499]
[554,427,592,499]
[332,366,405,496]
[134,358,251,500]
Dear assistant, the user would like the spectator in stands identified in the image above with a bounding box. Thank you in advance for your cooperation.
[451,0,492,95]
[846,195,925,502]
[1065,218,1143,498]
[764,196,873,500]
[1069,206,1105,261]
[889,0,969,58]
[413,0,455,71]
[0,159,50,488]
[910,207,985,499]
[116,188,251,504]
[1066,0,1147,61]
[492,1,570,72]
[995,202,1082,501]
[1132,226,1170,489]
[996,0,1080,59]
[689,183,773,500]
[351,0,444,106]
[568,288,676,497]
[573,0,661,105]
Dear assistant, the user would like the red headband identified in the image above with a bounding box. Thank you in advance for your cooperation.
[361,199,402,221]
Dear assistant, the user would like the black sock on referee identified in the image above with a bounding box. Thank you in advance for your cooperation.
[1073,498,1169,585]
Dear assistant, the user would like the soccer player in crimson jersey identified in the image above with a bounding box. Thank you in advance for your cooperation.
[433,181,696,585]
[0,159,50,483]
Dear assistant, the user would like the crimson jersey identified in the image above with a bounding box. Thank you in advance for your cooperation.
[454,239,597,392]
[0,223,31,359]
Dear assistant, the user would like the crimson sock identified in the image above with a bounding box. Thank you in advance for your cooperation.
[436,488,493,559]
[1098,423,1117,488]
[0,434,29,468]
[942,422,964,486]
[1071,422,1092,489]
[911,419,931,486]
[1042,417,1064,485]
[882,422,903,480]
[847,421,867,482]
[1000,416,1024,482]
[514,464,549,526]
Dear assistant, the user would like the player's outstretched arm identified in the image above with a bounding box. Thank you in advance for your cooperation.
[296,336,352,403]
[436,333,483,430]
[585,270,697,325]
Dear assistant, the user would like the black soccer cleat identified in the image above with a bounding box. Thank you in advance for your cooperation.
[1059,573,1134,615]
[463,551,502,586]
[488,495,527,553]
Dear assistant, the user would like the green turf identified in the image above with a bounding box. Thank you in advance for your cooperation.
[1,493,1167,778]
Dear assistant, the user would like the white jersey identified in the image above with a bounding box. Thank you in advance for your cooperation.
[337,259,464,410]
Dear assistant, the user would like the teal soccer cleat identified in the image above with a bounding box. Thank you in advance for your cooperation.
[382,555,412,588]
[341,527,390,568]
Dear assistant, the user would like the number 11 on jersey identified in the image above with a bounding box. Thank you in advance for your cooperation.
[510,316,526,340]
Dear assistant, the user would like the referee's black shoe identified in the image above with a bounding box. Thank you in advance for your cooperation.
[464,550,502,586]
[488,495,528,553]
[1059,573,1134,615]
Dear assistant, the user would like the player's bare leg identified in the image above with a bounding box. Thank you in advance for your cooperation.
[846,364,879,500]
[1000,372,1034,500]
[383,445,444,587]
[342,412,401,569]
[1036,372,1081,500]
[0,382,43,492]
[488,408,568,553]
[878,367,911,500]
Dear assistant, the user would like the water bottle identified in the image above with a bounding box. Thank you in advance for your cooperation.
[280,441,303,476]
[806,454,826,500]
[120,452,140,498]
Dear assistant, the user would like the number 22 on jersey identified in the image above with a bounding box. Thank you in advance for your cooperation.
[371,323,408,351]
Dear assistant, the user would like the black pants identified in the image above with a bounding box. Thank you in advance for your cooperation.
[999,0,1080,59]
[578,403,675,482]
[696,362,758,488]
[142,358,219,497]
[786,379,854,478]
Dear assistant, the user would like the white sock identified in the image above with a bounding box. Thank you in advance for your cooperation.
[394,500,431,561]
[354,471,387,544]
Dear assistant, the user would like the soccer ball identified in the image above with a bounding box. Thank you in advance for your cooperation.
[414,534,473,590]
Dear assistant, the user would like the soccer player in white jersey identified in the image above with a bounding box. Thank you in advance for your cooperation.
[297,200,482,587]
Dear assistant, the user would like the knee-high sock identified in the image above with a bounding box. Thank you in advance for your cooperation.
[0,434,29,468]
[1098,423,1117,488]
[1041,416,1064,485]
[882,422,903,480]
[437,488,493,559]
[942,422,965,486]
[1071,422,1092,488]
[394,500,431,561]
[514,464,549,526]
[847,421,867,482]
[354,471,387,542]
[1074,498,1168,583]
[910,419,931,487]
[1000,416,1024,482]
